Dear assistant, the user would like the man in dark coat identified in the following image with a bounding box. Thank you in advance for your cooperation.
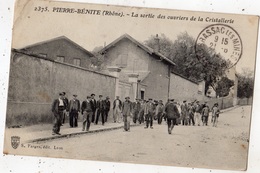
[103,96,111,123]
[90,93,97,123]
[81,96,92,131]
[156,100,164,125]
[132,98,141,124]
[164,99,180,134]
[122,97,132,131]
[144,98,156,129]
[61,92,69,125]
[68,94,80,127]
[95,95,104,125]
[51,92,67,135]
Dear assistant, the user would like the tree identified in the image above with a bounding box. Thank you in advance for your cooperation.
[237,69,254,98]
[215,77,234,97]
[144,32,230,95]
[89,46,105,71]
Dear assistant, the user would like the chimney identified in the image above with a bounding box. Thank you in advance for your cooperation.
[154,34,160,52]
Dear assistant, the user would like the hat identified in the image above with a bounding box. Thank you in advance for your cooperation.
[170,99,174,102]
[91,93,95,96]
[183,100,187,103]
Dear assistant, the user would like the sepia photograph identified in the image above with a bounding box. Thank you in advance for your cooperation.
[2,0,259,171]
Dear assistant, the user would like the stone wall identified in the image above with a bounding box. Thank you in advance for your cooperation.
[169,73,204,102]
[6,52,116,126]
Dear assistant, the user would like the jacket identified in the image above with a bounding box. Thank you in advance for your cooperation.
[113,99,122,109]
[52,99,66,114]
[81,100,92,114]
[97,99,104,111]
[122,101,132,116]
[90,99,97,112]
[68,99,80,112]
[165,102,180,119]
[103,100,111,111]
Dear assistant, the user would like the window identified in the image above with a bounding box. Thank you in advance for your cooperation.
[73,58,81,66]
[56,56,65,62]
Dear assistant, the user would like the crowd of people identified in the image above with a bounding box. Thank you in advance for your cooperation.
[51,92,220,135]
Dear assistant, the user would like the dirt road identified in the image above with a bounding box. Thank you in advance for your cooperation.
[14,106,252,171]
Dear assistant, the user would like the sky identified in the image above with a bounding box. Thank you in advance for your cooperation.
[12,0,259,74]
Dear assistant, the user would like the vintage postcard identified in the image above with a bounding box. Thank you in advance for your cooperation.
[4,0,259,171]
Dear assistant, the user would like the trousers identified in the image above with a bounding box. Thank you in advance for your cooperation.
[167,118,177,134]
[194,112,201,125]
[145,112,153,127]
[113,107,121,122]
[69,110,78,127]
[96,109,104,125]
[83,111,92,131]
[53,108,63,134]
[123,115,130,131]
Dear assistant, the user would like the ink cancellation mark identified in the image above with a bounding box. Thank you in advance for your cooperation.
[195,24,243,68]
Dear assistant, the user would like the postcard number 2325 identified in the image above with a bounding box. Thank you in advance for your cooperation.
[34,6,49,12]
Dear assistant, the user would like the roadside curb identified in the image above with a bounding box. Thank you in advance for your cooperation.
[220,105,240,113]
[27,124,140,143]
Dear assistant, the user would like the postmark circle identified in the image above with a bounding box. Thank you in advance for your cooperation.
[195,24,243,69]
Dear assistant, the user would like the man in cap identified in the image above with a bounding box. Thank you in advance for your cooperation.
[95,95,104,125]
[138,99,146,124]
[68,94,80,127]
[51,92,66,135]
[181,100,188,125]
[61,92,69,125]
[113,96,122,123]
[122,96,132,131]
[194,101,202,126]
[90,93,97,123]
[201,102,210,126]
[144,98,156,129]
[211,103,220,127]
[81,96,92,131]
[156,100,164,125]
[132,98,141,124]
[103,96,111,123]
[164,99,180,134]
